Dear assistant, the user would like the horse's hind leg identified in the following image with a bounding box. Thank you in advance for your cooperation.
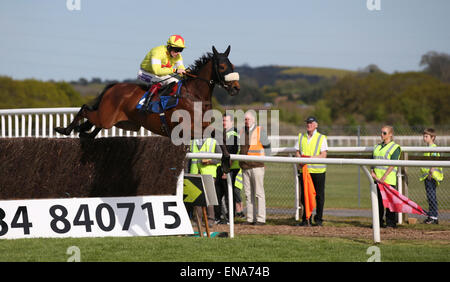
[55,105,89,136]
[79,127,101,139]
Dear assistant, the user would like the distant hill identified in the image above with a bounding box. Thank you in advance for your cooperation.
[213,65,356,106]
[235,65,354,87]
[279,66,355,79]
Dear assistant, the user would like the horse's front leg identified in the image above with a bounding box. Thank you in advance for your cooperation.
[220,145,231,173]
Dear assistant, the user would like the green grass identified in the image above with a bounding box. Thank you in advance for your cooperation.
[0,234,448,262]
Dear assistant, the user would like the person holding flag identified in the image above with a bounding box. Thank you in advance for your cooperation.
[295,116,328,226]
[370,125,401,228]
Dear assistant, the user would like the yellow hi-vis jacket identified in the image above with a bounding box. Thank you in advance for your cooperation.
[420,144,444,184]
[189,138,218,178]
[189,139,200,174]
[298,132,327,173]
[373,141,401,186]
[140,45,185,76]
[235,169,243,190]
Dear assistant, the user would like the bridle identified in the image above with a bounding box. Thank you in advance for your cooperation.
[184,55,239,90]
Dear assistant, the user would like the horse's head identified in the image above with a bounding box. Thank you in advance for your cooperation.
[212,45,240,96]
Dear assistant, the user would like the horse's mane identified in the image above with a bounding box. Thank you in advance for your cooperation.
[188,52,213,75]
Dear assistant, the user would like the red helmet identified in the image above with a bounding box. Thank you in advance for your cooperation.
[167,35,186,48]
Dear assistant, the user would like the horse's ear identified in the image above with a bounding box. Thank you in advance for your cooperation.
[212,46,219,56]
[224,45,231,57]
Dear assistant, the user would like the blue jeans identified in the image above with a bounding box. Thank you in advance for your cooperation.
[425,178,438,218]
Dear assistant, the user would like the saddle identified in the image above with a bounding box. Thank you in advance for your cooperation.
[136,81,181,114]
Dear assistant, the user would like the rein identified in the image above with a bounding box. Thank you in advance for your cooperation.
[184,72,214,85]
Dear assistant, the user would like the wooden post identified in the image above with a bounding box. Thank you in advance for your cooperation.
[403,152,409,223]
[195,206,203,237]
[202,206,211,238]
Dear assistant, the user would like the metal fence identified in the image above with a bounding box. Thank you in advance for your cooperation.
[260,149,449,222]
[188,152,450,242]
[263,125,450,222]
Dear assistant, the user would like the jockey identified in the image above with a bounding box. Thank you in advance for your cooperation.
[138,34,187,86]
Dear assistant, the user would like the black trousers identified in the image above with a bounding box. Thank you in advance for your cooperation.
[298,172,326,222]
[214,167,240,220]
[377,184,397,227]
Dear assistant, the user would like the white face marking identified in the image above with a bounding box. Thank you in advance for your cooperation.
[224,72,240,82]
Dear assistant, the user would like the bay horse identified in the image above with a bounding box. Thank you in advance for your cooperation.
[55,46,240,172]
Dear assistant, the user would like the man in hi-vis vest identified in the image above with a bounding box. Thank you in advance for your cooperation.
[295,116,328,226]
[239,111,271,225]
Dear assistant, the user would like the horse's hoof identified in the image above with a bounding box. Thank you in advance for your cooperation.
[55,127,70,136]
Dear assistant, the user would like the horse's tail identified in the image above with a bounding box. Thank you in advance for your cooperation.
[88,83,117,110]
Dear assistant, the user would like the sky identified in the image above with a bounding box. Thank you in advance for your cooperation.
[0,0,449,81]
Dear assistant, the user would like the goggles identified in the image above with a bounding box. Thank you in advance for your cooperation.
[171,47,184,53]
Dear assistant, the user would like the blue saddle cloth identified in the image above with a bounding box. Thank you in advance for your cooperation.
[136,81,182,113]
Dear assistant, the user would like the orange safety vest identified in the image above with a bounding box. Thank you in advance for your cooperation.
[246,126,265,156]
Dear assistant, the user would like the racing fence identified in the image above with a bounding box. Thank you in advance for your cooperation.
[262,147,450,223]
[1,108,449,223]
[265,125,450,222]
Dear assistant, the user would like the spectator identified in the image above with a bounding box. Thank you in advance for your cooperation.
[420,128,444,224]
[239,111,271,225]
[370,125,401,228]
[215,113,242,224]
[189,137,222,227]
[295,116,328,226]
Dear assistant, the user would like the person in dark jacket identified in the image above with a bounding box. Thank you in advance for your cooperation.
[214,113,241,224]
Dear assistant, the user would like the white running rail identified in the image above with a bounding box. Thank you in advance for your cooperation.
[0,107,153,138]
[187,152,450,243]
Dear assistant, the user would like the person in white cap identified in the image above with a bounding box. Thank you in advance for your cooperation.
[295,116,328,226]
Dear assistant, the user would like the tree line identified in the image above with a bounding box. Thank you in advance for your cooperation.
[0,76,86,109]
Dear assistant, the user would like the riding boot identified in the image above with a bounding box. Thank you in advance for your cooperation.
[142,84,157,112]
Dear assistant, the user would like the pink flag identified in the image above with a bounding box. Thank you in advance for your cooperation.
[377,182,427,216]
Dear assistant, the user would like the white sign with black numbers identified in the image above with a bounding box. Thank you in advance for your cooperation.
[0,195,194,239]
